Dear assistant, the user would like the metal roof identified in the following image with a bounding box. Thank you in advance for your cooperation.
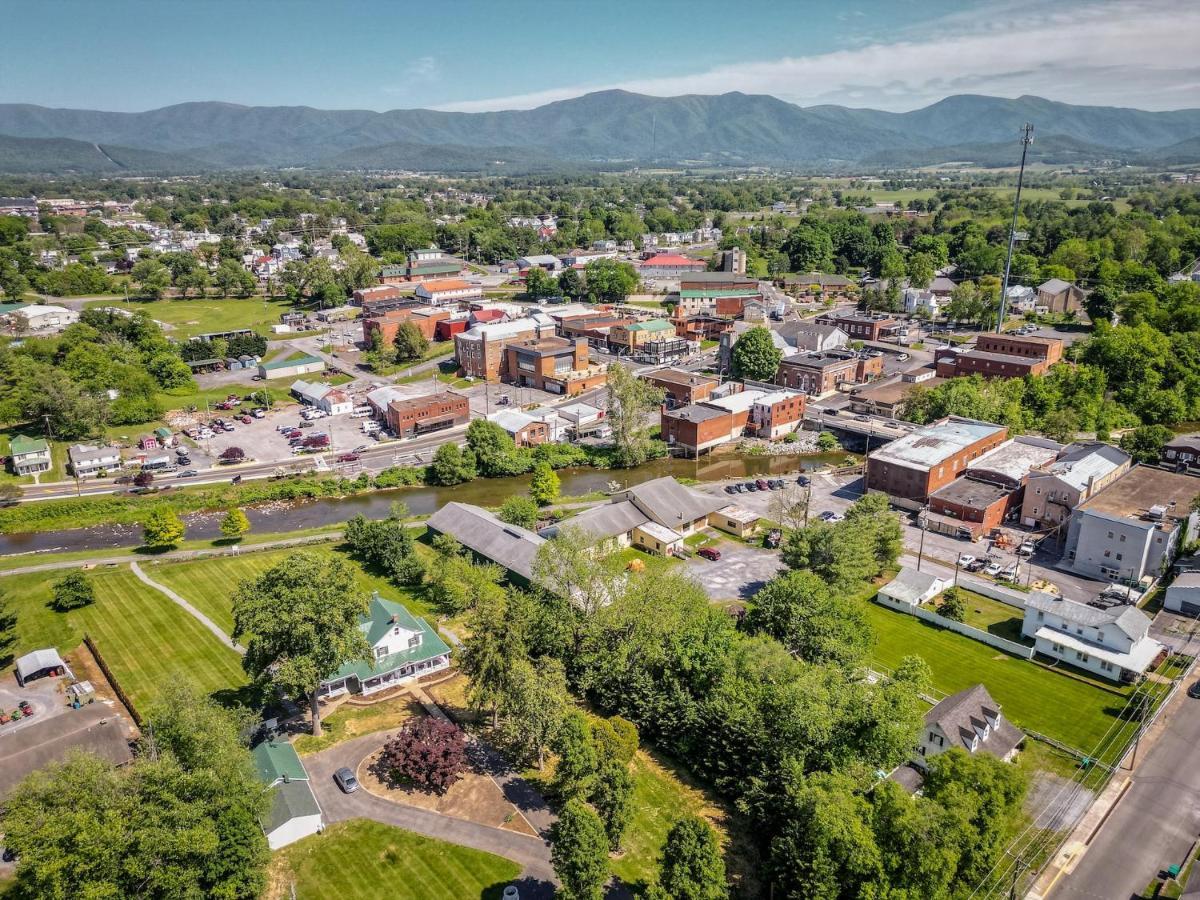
[869,417,1006,470]
[427,502,546,582]
[879,566,945,604]
[1025,592,1151,639]
[251,740,308,786]
[262,780,321,834]
[564,500,650,540]
[966,437,1062,485]
[1036,443,1130,492]
[704,390,764,415]
[623,476,728,528]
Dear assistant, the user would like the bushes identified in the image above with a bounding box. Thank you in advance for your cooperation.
[51,571,95,611]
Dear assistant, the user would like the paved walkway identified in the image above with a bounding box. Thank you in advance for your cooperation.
[129,561,244,654]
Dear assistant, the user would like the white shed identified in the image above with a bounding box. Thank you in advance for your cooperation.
[262,780,323,850]
[14,648,72,686]
[1165,573,1200,617]
[878,567,948,608]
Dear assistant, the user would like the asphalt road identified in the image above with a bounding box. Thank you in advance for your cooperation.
[1051,690,1200,900]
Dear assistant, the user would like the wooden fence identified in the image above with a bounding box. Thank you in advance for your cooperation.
[83,633,141,727]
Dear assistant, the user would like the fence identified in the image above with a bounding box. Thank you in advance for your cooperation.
[83,633,142,727]
[873,596,1036,659]
[957,575,1030,610]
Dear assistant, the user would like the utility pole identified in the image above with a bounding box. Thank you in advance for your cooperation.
[917,503,929,572]
[996,123,1035,332]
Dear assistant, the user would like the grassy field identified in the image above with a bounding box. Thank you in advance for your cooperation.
[86,297,301,339]
[938,589,1028,644]
[292,694,421,756]
[0,565,247,709]
[267,819,520,900]
[859,593,1130,752]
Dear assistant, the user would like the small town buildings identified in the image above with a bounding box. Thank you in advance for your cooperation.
[363,306,452,345]
[877,567,948,608]
[1037,278,1087,314]
[867,417,1009,503]
[1021,443,1132,530]
[814,312,900,342]
[848,373,945,420]
[641,368,720,408]
[660,388,804,456]
[555,402,607,439]
[915,684,1023,769]
[606,319,677,355]
[488,409,554,447]
[454,314,556,381]
[320,593,452,698]
[776,350,882,396]
[291,380,353,415]
[352,284,407,306]
[516,254,562,272]
[660,404,737,457]
[378,248,466,283]
[385,391,469,438]
[9,435,51,476]
[427,502,546,584]
[1063,466,1200,583]
[1164,573,1200,616]
[68,443,122,477]
[936,333,1065,379]
[638,253,706,278]
[783,272,856,302]
[502,336,606,396]
[789,322,850,353]
[414,278,483,306]
[251,740,323,850]
[748,390,807,440]
[1022,592,1164,680]
[711,505,761,539]
[257,354,323,380]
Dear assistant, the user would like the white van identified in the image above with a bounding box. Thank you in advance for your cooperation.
[361,420,382,434]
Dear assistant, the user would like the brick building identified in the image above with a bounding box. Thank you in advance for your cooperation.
[976,333,1064,365]
[776,350,883,395]
[936,332,1064,379]
[353,284,407,306]
[384,392,470,438]
[814,312,900,342]
[607,319,678,354]
[661,388,803,456]
[362,307,451,345]
[748,390,807,440]
[378,248,466,284]
[454,315,555,381]
[558,313,636,346]
[502,336,607,396]
[866,417,1009,503]
[641,369,720,408]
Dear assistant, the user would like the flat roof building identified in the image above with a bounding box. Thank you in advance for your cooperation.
[868,417,1009,503]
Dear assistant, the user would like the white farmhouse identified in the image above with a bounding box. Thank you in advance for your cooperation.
[1021,592,1164,681]
[915,684,1024,769]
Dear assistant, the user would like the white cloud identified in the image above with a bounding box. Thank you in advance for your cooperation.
[435,0,1200,112]
[405,56,440,83]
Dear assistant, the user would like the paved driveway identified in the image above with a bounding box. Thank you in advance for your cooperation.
[683,543,785,600]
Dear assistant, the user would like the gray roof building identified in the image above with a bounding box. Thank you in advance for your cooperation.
[617,476,728,529]
[923,684,1024,760]
[427,502,546,583]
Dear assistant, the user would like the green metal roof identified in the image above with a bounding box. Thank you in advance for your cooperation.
[153,427,172,439]
[260,354,322,371]
[261,780,321,834]
[326,592,452,684]
[409,262,461,274]
[678,288,759,299]
[379,265,406,276]
[9,435,49,456]
[251,739,308,786]
[0,301,30,315]
[627,319,675,333]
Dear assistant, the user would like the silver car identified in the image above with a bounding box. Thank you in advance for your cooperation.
[334,767,359,793]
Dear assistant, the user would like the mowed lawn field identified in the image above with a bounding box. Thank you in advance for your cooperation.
[267,820,520,900]
[0,565,246,709]
[147,543,438,636]
[860,598,1130,753]
[84,296,310,339]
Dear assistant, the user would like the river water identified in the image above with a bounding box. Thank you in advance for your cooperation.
[0,452,849,558]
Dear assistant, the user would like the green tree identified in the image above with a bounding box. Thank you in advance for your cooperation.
[498,495,540,530]
[816,430,839,452]
[0,585,16,663]
[142,506,186,550]
[393,320,430,363]
[459,588,518,727]
[524,265,558,299]
[559,266,584,299]
[937,587,966,622]
[215,259,255,297]
[784,223,835,272]
[606,363,665,468]
[500,656,571,769]
[907,252,936,290]
[466,418,521,477]
[658,817,728,900]
[232,552,369,736]
[428,443,476,485]
[50,570,95,612]
[592,754,634,851]
[731,326,783,382]
[553,711,598,801]
[131,258,171,299]
[220,508,251,542]
[176,268,210,299]
[551,799,611,900]
[585,258,639,303]
[1119,424,1173,463]
[530,461,560,506]
[744,570,873,669]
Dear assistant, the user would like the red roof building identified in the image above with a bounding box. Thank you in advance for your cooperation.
[639,254,707,278]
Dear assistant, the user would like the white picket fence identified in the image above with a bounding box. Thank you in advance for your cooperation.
[874,594,1036,659]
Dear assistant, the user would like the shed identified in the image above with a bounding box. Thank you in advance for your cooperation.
[261,780,323,850]
[878,567,948,608]
[1165,573,1200,617]
[712,505,761,539]
[15,648,72,686]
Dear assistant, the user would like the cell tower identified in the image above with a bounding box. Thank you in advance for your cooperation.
[995,123,1035,331]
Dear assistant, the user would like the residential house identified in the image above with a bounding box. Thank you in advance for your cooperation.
[877,567,948,608]
[867,417,1009,503]
[426,502,546,584]
[291,380,353,415]
[251,740,323,850]
[385,392,469,438]
[1021,443,1132,530]
[320,593,452,698]
[9,435,51,476]
[1022,592,1164,681]
[488,409,555,447]
[915,684,1023,769]
[1063,466,1200,583]
[1161,434,1200,472]
[68,443,122,478]
[1036,278,1087,315]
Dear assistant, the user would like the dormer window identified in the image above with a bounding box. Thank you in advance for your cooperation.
[393,627,400,635]
[375,646,388,659]
[408,634,421,649]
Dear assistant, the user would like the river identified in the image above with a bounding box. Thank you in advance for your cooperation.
[0,451,849,558]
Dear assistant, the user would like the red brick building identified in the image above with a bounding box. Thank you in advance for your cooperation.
[936,332,1064,379]
[363,307,451,345]
[976,333,1064,365]
[814,312,900,341]
[926,477,1015,539]
[777,350,883,395]
[661,388,803,456]
[454,316,556,381]
[640,369,720,408]
[748,390,807,440]
[353,284,406,306]
[866,417,1009,502]
[502,336,606,396]
[384,391,470,438]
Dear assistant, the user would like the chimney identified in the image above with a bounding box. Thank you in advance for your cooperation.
[390,614,398,624]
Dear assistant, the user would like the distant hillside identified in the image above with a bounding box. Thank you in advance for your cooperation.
[0,134,202,174]
[1137,136,1200,166]
[0,92,1198,172]
[860,134,1129,169]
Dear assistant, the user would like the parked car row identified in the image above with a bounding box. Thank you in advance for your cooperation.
[725,478,789,494]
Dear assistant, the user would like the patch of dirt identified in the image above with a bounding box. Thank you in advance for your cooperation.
[1025,771,1094,831]
[64,642,120,707]
[357,747,538,837]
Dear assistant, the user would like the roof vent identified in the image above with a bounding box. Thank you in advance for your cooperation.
[1147,504,1167,520]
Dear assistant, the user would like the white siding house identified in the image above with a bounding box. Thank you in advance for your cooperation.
[1021,592,1163,681]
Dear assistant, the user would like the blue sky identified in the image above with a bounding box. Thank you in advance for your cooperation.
[2,0,1198,112]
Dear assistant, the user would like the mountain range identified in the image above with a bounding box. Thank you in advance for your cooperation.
[1,91,1198,174]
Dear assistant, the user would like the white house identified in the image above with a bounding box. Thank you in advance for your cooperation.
[290,380,353,415]
[68,443,123,477]
[251,740,323,850]
[915,684,1023,769]
[320,594,452,698]
[877,567,948,608]
[1021,592,1164,681]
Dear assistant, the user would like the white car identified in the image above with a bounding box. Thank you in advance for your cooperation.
[984,562,1003,577]
[1016,541,1036,557]
[958,554,977,568]
[818,511,844,522]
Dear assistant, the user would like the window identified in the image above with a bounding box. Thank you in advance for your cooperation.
[1037,610,1044,621]
[374,646,388,659]
[1119,534,1126,543]
[1116,554,1122,562]
[1108,531,1114,539]
[408,634,421,649]
[1076,650,1089,663]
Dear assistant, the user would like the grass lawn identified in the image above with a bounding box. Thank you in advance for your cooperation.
[0,565,247,710]
[267,819,520,900]
[858,590,1130,753]
[292,694,422,756]
[87,297,300,340]
[0,426,68,485]
[937,589,1028,644]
